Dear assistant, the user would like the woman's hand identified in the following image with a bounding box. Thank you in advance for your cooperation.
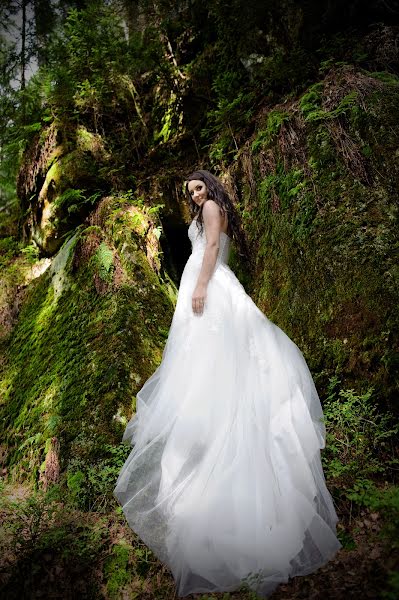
[192,283,207,315]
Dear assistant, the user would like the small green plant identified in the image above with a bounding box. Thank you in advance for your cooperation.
[53,188,101,215]
[0,236,22,266]
[153,90,179,143]
[322,378,398,493]
[299,81,324,119]
[66,442,132,512]
[94,241,115,283]
[200,71,255,162]
[336,527,356,550]
[0,481,109,596]
[0,483,64,554]
[20,242,40,263]
[345,480,399,543]
[259,163,308,213]
[251,110,291,152]
[299,83,359,123]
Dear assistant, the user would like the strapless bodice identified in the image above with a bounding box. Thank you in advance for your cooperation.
[188,219,231,265]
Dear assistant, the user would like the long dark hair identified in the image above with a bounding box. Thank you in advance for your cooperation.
[184,170,250,263]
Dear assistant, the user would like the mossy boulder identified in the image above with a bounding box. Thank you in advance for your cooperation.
[17,124,111,256]
[0,196,177,495]
[233,65,399,410]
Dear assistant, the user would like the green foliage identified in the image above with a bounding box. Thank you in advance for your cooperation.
[93,241,115,283]
[200,71,255,164]
[321,378,399,552]
[319,59,351,73]
[259,163,310,214]
[66,442,131,512]
[153,88,183,144]
[103,539,132,597]
[336,527,356,550]
[299,83,359,123]
[298,82,324,119]
[45,5,130,115]
[249,45,315,96]
[0,480,108,597]
[0,0,160,190]
[251,110,291,151]
[53,188,101,216]
[368,72,399,85]
[0,236,21,266]
[114,190,164,216]
[0,481,62,551]
[346,479,399,545]
[325,90,359,120]
[322,378,398,491]
[20,242,41,264]
[154,104,174,143]
[132,544,155,578]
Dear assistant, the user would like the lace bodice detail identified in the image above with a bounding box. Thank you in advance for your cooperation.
[188,219,231,265]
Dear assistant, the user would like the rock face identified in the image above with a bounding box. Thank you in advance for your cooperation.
[0,195,177,484]
[231,66,399,409]
[2,62,398,491]
[17,124,111,255]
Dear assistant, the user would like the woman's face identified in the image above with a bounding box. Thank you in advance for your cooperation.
[187,179,208,207]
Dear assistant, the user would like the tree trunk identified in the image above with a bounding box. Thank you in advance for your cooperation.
[20,0,27,124]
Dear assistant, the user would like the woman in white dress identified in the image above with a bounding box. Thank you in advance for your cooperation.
[113,170,342,598]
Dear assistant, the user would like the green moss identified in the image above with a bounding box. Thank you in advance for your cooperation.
[244,70,399,409]
[251,109,292,152]
[23,122,112,255]
[259,164,308,211]
[0,236,22,263]
[76,125,107,156]
[368,71,399,85]
[104,540,132,598]
[0,198,176,500]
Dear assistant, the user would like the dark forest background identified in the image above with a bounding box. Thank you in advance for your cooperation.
[0,1,398,598]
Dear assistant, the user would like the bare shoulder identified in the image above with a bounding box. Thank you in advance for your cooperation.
[202,199,222,219]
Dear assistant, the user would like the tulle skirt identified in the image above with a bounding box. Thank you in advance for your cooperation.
[113,251,342,597]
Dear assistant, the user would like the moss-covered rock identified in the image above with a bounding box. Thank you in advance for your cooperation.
[103,539,132,598]
[0,196,177,495]
[17,123,111,256]
[233,65,399,410]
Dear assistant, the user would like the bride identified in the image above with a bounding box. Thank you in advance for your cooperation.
[113,169,342,597]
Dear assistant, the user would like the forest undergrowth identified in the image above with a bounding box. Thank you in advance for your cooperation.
[0,378,398,600]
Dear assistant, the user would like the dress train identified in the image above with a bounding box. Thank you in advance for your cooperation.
[113,218,341,597]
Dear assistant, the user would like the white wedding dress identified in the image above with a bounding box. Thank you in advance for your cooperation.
[113,218,342,597]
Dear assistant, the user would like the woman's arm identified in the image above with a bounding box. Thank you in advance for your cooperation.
[192,200,222,315]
